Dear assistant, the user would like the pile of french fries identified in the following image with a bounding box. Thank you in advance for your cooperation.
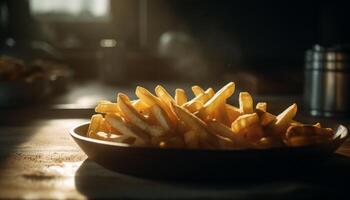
[87,82,334,149]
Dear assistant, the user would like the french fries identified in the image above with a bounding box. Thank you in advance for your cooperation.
[270,103,297,135]
[226,104,241,123]
[117,93,165,137]
[256,102,267,112]
[239,92,254,114]
[192,85,205,96]
[175,89,187,106]
[136,86,178,127]
[207,121,250,148]
[172,103,218,148]
[105,114,149,145]
[199,82,235,121]
[87,82,334,149]
[155,85,175,106]
[95,101,120,114]
[88,114,103,137]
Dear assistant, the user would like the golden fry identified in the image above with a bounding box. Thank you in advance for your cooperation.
[285,124,333,139]
[155,85,175,106]
[271,103,297,135]
[172,104,218,148]
[192,85,205,96]
[199,82,235,120]
[206,88,215,98]
[149,104,172,131]
[173,104,207,132]
[239,92,254,114]
[118,93,165,137]
[231,113,264,142]
[135,86,163,107]
[183,88,214,108]
[225,104,241,124]
[105,114,148,145]
[256,109,276,126]
[99,118,112,133]
[132,99,150,115]
[183,101,203,113]
[95,102,120,114]
[175,89,187,105]
[136,86,177,127]
[207,121,250,148]
[231,113,259,133]
[88,114,103,137]
[256,102,267,112]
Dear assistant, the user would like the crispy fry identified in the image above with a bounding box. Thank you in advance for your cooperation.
[199,82,235,120]
[88,114,103,137]
[207,121,250,148]
[173,104,207,133]
[132,99,150,115]
[256,109,276,126]
[226,104,241,124]
[271,103,297,135]
[149,104,172,131]
[285,124,333,139]
[206,88,215,98]
[155,85,175,106]
[183,101,203,113]
[105,114,148,145]
[239,92,254,114]
[231,113,259,133]
[95,102,120,114]
[99,118,112,133]
[118,93,165,137]
[172,103,218,148]
[175,89,187,105]
[256,102,267,112]
[231,113,264,142]
[136,86,177,127]
[212,103,230,125]
[183,88,214,108]
[135,86,160,106]
[192,85,205,96]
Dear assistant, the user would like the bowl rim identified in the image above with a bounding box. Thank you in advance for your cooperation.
[70,122,349,153]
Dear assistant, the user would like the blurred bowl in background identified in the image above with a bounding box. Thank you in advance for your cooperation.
[0,78,50,107]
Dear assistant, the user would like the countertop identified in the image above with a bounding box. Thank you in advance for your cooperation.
[0,82,350,199]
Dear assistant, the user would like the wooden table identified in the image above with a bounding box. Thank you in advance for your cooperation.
[0,85,350,199]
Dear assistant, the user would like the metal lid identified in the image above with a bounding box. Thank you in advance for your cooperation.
[305,44,350,70]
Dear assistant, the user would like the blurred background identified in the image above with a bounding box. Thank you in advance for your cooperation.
[0,0,350,111]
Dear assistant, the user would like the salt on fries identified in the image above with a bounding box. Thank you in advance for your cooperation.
[88,82,334,149]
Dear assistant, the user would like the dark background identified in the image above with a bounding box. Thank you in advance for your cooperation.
[1,0,350,92]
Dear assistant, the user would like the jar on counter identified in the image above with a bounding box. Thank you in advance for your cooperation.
[304,44,350,117]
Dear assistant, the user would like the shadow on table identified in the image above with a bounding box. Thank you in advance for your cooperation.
[0,119,43,166]
[75,155,350,199]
